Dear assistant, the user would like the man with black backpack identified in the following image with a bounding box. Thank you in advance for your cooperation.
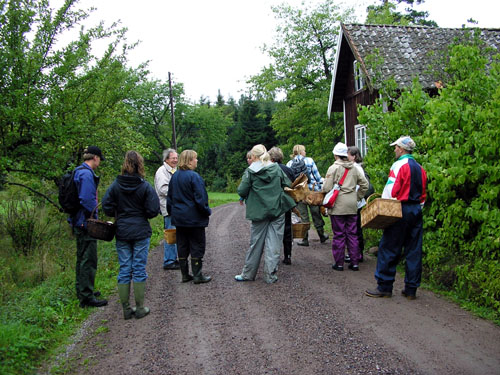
[66,146,108,308]
[287,145,329,246]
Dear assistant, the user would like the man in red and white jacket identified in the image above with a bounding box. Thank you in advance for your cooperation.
[366,136,427,300]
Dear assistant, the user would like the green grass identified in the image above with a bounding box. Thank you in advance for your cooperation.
[0,192,241,375]
[208,192,240,207]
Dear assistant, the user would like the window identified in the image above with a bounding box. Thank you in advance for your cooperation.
[353,60,364,91]
[355,124,367,157]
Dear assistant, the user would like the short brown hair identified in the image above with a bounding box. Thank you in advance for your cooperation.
[268,146,284,163]
[121,151,145,177]
[178,150,197,170]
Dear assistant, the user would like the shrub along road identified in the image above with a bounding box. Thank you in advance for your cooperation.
[49,203,500,375]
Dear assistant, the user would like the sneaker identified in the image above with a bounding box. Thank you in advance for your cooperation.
[234,274,251,282]
[332,264,344,271]
[401,290,416,300]
[365,288,392,298]
[282,257,291,265]
[348,264,359,271]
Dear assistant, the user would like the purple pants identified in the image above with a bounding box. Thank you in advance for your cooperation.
[330,215,360,266]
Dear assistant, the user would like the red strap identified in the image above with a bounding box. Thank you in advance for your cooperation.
[338,168,349,186]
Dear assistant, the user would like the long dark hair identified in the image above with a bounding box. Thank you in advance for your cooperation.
[121,151,145,177]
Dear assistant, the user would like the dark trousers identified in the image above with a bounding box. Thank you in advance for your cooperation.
[177,226,206,259]
[283,210,292,258]
[375,203,423,293]
[74,226,97,301]
[356,208,365,253]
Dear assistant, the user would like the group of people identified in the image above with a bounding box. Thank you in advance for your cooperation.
[68,134,427,321]
[234,137,427,301]
[69,147,211,320]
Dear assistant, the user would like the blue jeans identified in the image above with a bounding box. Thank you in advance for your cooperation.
[163,216,178,266]
[116,237,150,284]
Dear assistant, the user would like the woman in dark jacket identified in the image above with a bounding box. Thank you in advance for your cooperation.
[167,150,212,284]
[102,151,159,319]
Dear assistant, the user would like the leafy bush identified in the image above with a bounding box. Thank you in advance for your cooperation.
[358,34,500,315]
[2,201,37,256]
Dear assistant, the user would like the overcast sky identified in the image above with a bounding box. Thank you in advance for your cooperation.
[61,0,499,102]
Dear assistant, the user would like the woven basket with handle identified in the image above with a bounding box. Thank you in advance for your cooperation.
[292,223,310,238]
[361,193,402,229]
[87,203,116,241]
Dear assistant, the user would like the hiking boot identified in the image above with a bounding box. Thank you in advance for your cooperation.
[79,297,108,308]
[401,290,417,300]
[365,288,392,298]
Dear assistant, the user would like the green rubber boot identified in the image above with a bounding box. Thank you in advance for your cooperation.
[133,282,150,319]
[179,257,193,282]
[117,283,134,320]
[191,258,211,284]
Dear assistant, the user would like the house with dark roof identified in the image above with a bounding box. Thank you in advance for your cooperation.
[327,23,500,155]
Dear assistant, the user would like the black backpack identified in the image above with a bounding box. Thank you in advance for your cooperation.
[58,166,84,214]
[290,157,309,181]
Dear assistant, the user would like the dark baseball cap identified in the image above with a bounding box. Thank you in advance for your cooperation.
[85,146,105,160]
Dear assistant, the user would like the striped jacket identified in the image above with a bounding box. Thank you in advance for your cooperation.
[382,154,427,204]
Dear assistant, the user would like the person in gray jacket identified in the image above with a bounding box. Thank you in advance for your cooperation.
[323,143,368,271]
[154,149,180,270]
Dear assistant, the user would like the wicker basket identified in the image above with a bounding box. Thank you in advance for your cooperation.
[285,178,309,202]
[304,191,325,206]
[361,194,402,229]
[164,228,176,244]
[87,204,115,241]
[292,223,310,238]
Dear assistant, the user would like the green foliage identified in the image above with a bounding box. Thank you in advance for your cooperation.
[358,34,500,315]
[365,0,438,26]
[247,0,351,173]
[2,200,36,256]
[0,0,146,192]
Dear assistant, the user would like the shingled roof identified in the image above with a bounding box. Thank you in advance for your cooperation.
[328,23,500,116]
[342,23,500,88]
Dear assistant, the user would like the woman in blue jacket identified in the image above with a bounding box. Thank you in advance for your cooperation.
[102,151,160,319]
[167,150,212,284]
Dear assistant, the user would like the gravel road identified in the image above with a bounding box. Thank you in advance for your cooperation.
[47,202,500,375]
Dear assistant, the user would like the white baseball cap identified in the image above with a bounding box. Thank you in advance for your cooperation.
[390,136,416,151]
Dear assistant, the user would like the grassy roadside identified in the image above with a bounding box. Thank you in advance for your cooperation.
[1,193,498,375]
[0,193,238,375]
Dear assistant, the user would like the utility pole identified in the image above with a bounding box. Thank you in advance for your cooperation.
[168,72,177,150]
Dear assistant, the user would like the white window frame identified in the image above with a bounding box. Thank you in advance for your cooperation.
[353,60,364,92]
[355,124,367,157]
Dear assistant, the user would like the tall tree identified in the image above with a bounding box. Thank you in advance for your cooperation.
[365,0,438,26]
[0,0,143,185]
[248,0,355,171]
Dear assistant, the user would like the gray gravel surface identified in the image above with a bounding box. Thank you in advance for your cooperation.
[45,203,500,375]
